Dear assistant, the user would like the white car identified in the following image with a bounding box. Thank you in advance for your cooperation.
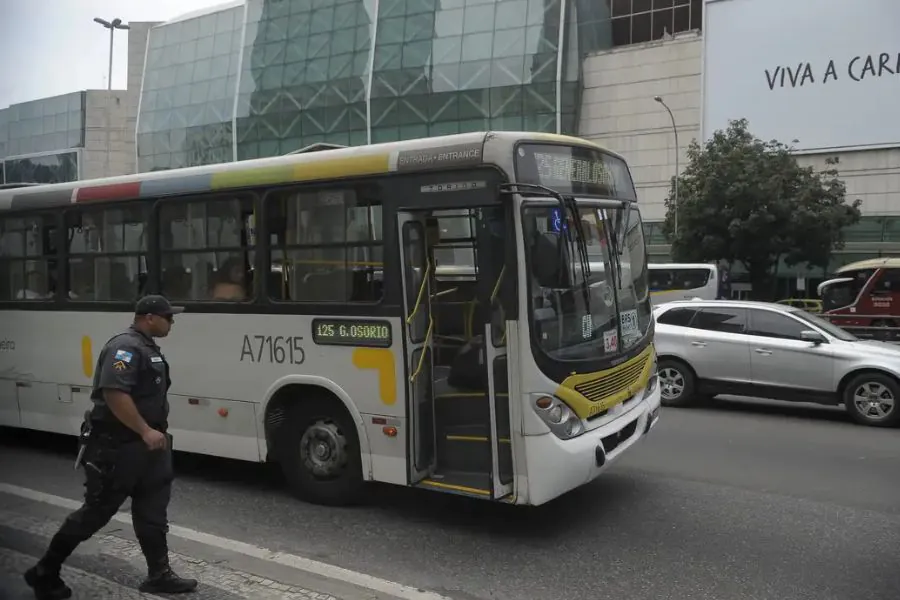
[653,299,900,427]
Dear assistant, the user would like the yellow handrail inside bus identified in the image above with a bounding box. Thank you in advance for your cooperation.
[406,259,431,326]
[409,318,434,383]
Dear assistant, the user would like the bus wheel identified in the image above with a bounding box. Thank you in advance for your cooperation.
[658,358,697,408]
[843,372,900,428]
[277,397,365,506]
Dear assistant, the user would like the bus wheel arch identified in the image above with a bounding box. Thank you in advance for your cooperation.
[263,381,369,505]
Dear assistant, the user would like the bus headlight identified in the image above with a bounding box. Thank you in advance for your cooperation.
[534,396,585,440]
[646,354,659,396]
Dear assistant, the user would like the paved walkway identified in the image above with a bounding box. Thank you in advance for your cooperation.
[0,506,342,600]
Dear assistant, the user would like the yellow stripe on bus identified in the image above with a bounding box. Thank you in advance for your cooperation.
[419,479,491,496]
[81,336,93,379]
[352,348,397,406]
[210,154,391,189]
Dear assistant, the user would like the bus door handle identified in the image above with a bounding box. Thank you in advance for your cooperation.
[690,341,707,348]
[754,348,773,356]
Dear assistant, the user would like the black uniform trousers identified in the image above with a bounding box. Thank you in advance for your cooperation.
[40,432,174,574]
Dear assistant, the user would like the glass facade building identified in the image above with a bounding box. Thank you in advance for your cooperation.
[136,0,628,172]
[0,92,85,184]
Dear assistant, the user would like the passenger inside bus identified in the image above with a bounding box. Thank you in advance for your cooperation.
[210,257,247,301]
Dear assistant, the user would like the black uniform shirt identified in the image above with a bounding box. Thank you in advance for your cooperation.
[89,325,171,439]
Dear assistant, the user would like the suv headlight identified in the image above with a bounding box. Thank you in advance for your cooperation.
[533,396,585,439]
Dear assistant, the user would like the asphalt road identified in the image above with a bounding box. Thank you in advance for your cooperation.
[1,397,899,600]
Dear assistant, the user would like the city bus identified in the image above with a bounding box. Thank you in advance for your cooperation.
[648,262,720,304]
[0,131,660,507]
[817,257,900,330]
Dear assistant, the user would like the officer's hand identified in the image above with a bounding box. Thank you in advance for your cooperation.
[141,428,168,451]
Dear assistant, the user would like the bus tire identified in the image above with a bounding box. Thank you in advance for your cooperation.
[842,372,900,428]
[657,358,697,408]
[276,397,365,506]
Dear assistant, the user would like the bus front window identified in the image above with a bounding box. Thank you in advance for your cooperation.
[523,203,649,361]
[607,205,652,350]
[820,269,874,311]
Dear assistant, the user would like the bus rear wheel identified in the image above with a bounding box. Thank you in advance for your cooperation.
[277,397,365,506]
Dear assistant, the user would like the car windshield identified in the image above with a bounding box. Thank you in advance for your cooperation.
[522,203,652,361]
[791,309,858,341]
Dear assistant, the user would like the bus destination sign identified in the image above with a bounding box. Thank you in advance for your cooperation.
[515,143,636,200]
[312,318,393,348]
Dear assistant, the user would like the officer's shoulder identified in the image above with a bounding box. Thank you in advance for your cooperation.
[103,331,143,354]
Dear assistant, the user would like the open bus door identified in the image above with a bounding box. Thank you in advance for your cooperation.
[397,211,436,484]
[398,205,514,500]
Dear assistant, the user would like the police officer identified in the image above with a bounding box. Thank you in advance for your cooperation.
[24,295,198,599]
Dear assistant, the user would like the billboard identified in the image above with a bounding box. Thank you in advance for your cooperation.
[702,0,900,153]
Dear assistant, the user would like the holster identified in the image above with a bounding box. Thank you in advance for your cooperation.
[73,409,93,470]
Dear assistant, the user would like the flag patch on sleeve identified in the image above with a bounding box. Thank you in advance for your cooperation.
[114,349,133,363]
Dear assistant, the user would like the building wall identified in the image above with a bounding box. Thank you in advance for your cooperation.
[81,90,133,180]
[81,21,159,180]
[579,33,900,228]
[579,32,701,222]
[0,92,86,184]
[135,0,623,172]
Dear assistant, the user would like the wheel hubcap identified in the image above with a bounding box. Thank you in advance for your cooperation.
[852,382,895,421]
[659,367,685,401]
[300,420,348,478]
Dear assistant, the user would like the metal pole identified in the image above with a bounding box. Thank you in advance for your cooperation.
[654,96,679,236]
[94,17,129,179]
[106,26,114,178]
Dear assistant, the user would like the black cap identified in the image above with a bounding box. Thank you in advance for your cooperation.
[135,295,185,317]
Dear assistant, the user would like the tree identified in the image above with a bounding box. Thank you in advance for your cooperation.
[661,118,861,299]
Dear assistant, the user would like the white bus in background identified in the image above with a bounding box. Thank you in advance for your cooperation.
[0,131,661,508]
[648,263,720,304]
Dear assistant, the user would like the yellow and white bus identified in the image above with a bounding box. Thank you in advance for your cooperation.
[0,131,660,506]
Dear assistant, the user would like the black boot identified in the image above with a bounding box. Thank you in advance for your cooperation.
[138,566,198,594]
[24,564,73,600]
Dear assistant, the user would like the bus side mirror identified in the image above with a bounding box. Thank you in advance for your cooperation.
[800,330,826,345]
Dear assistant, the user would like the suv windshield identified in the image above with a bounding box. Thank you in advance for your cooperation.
[522,203,651,361]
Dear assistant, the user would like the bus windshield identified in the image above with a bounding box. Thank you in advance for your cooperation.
[522,203,651,361]
[820,269,874,311]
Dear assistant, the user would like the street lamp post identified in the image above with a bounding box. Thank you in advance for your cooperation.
[93,17,130,178]
[654,95,679,236]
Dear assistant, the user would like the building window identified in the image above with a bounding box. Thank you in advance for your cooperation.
[67,206,149,302]
[159,195,256,302]
[267,184,383,303]
[0,215,57,301]
[610,0,702,47]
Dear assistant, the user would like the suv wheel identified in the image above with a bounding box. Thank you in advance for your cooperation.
[843,372,900,427]
[658,358,697,408]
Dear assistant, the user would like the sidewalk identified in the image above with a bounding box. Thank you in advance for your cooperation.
[0,503,349,600]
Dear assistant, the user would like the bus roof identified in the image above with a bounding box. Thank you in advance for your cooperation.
[835,257,900,273]
[0,131,615,213]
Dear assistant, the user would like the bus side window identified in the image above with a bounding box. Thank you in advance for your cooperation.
[0,214,58,301]
[67,205,150,302]
[873,269,900,294]
[158,194,256,303]
[265,184,383,304]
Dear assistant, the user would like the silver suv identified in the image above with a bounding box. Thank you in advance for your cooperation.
[653,299,900,427]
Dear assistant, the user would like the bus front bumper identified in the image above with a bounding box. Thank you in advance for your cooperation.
[523,385,661,506]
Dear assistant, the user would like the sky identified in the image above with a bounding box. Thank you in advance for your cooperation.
[0,0,227,109]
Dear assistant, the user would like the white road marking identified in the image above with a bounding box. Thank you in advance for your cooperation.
[0,483,453,600]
